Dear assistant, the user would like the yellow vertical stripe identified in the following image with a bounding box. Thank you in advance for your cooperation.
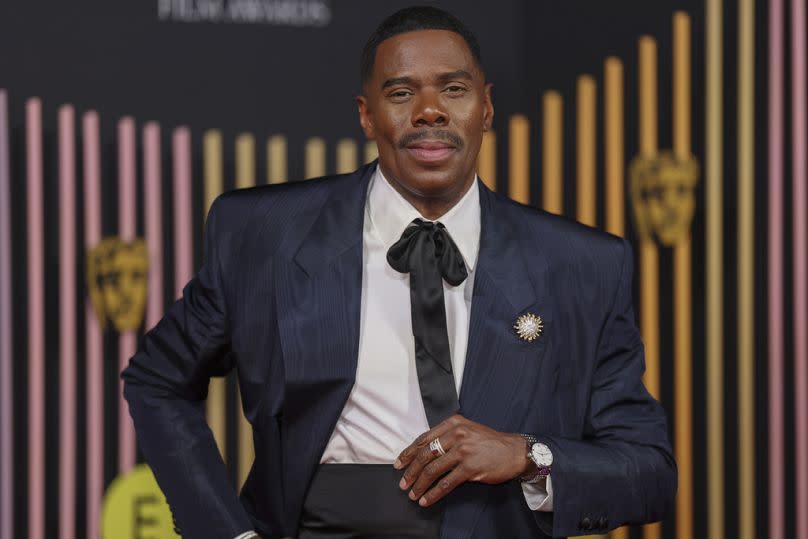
[605,56,629,539]
[203,129,227,460]
[235,133,256,189]
[638,35,662,539]
[336,139,358,174]
[604,57,625,238]
[673,14,693,539]
[508,115,530,204]
[737,1,756,538]
[234,133,256,487]
[639,37,659,158]
[638,36,660,398]
[267,135,287,184]
[364,141,379,164]
[705,0,725,537]
[305,137,326,179]
[542,92,564,214]
[674,13,692,153]
[478,130,496,191]
[576,76,597,226]
[204,130,224,213]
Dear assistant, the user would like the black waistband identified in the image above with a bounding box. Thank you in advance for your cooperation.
[298,464,444,539]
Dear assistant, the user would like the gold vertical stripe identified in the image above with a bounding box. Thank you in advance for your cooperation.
[738,0,756,538]
[637,36,660,398]
[203,129,227,459]
[203,130,224,212]
[605,56,629,539]
[364,141,379,164]
[508,114,530,204]
[706,0,725,537]
[673,15,693,539]
[605,58,625,237]
[542,92,564,214]
[305,137,327,179]
[639,37,659,157]
[478,130,496,191]
[638,36,662,539]
[266,135,287,184]
[234,134,256,487]
[235,133,256,189]
[336,138,358,174]
[674,13,692,153]
[576,76,597,226]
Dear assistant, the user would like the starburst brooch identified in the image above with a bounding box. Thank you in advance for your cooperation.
[514,313,544,342]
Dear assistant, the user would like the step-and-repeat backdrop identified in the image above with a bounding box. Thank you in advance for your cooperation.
[1,1,806,539]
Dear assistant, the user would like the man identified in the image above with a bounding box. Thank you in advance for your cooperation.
[123,6,676,539]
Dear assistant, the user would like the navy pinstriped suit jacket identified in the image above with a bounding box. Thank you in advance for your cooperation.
[123,162,676,539]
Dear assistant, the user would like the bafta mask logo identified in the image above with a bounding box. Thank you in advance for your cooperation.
[629,151,700,246]
[87,238,148,332]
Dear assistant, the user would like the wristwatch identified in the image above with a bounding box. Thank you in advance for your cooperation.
[518,434,553,483]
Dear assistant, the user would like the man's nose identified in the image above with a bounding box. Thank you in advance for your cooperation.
[412,91,448,127]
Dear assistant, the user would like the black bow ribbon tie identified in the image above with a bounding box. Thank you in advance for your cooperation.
[387,219,469,285]
[387,218,467,427]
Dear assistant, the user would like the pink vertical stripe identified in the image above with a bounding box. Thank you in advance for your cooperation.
[0,90,13,539]
[58,105,77,539]
[26,98,45,539]
[117,117,137,473]
[172,128,193,296]
[792,1,808,537]
[144,122,163,328]
[768,2,785,538]
[82,111,103,539]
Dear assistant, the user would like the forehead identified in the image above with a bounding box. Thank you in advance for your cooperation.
[372,29,479,81]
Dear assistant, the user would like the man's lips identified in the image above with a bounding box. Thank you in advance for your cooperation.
[405,141,456,163]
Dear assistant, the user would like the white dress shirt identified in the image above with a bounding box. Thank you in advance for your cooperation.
[235,167,551,538]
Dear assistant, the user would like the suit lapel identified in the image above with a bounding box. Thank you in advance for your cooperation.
[442,184,555,538]
[274,165,373,517]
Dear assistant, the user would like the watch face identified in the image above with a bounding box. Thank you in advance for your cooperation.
[531,443,553,467]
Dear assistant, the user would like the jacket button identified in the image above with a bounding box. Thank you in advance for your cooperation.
[580,517,592,530]
[597,516,607,529]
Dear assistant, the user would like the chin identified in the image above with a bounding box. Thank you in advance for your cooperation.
[403,173,467,199]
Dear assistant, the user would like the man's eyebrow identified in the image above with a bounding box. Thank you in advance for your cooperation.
[380,70,474,89]
[382,76,416,89]
[436,70,473,82]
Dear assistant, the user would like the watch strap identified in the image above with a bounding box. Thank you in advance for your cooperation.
[518,434,546,483]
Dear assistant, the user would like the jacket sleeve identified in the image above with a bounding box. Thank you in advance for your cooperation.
[122,195,254,539]
[532,239,677,537]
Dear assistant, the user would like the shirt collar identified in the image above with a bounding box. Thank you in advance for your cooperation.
[367,164,481,271]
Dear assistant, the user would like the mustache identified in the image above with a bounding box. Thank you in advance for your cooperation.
[398,130,464,149]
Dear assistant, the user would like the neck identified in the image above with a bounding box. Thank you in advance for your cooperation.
[380,167,476,221]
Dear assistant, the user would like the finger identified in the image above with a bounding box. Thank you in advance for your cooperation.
[400,442,441,490]
[395,414,464,469]
[407,450,461,500]
[418,467,467,507]
[400,424,465,491]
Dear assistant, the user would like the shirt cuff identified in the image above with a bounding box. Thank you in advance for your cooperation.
[232,532,259,539]
[521,475,554,511]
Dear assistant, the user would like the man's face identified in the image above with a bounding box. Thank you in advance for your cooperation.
[357,29,493,203]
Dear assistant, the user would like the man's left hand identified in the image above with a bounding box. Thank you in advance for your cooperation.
[394,414,534,507]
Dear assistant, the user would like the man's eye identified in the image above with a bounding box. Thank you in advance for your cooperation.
[444,85,467,94]
[390,90,412,98]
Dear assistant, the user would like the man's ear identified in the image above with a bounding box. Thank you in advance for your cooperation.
[482,83,494,132]
[356,95,375,140]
